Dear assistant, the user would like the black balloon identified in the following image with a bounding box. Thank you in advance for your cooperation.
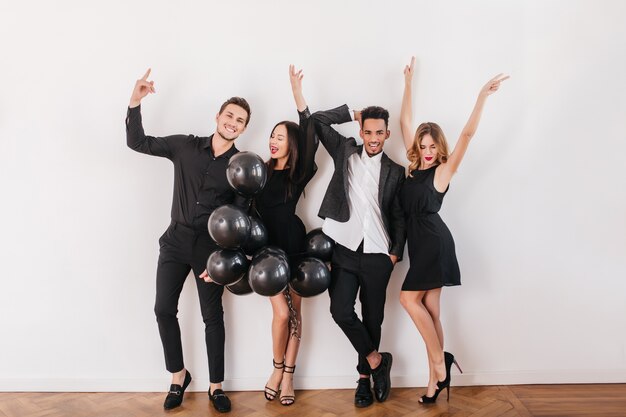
[226,152,267,196]
[290,257,331,297]
[206,249,249,286]
[208,204,251,249]
[226,275,253,296]
[248,249,290,297]
[242,216,268,255]
[253,245,289,264]
[304,228,335,261]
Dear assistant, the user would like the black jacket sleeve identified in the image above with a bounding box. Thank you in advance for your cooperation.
[311,105,353,159]
[388,171,407,260]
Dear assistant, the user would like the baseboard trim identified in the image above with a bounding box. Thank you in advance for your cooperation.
[2,370,625,392]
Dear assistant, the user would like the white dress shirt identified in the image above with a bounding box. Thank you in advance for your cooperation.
[323,149,390,254]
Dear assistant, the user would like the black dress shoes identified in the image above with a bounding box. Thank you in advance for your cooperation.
[371,352,393,402]
[354,377,374,407]
[163,370,192,410]
[209,388,232,413]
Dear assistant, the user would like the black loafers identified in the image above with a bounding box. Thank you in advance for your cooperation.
[163,370,192,410]
[354,377,374,407]
[371,352,393,402]
[209,388,232,413]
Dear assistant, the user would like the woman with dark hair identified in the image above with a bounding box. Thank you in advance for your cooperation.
[399,57,508,403]
[254,65,318,406]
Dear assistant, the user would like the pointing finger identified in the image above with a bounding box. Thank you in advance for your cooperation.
[141,68,151,81]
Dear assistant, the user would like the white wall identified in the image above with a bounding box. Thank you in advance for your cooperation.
[1,0,625,392]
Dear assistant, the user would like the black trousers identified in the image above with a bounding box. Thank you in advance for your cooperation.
[328,243,394,376]
[154,222,225,383]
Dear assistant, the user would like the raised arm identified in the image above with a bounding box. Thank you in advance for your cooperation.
[434,73,509,191]
[400,56,416,153]
[126,69,181,159]
[311,105,354,157]
[289,65,319,184]
[290,64,307,112]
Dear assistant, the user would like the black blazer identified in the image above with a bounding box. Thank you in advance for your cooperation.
[312,105,406,259]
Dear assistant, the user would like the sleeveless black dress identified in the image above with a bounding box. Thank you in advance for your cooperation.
[400,166,461,291]
[254,108,318,270]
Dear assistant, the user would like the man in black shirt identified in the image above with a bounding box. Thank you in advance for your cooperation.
[126,69,249,413]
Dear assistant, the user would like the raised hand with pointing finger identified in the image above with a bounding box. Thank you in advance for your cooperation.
[404,56,415,86]
[400,56,417,150]
[129,68,155,108]
[480,73,510,97]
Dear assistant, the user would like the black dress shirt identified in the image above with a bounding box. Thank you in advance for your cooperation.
[126,105,241,232]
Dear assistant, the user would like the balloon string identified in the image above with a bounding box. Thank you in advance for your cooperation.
[284,288,301,341]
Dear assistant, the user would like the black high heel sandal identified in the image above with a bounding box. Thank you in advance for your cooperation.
[280,364,296,406]
[264,360,284,401]
[419,351,463,404]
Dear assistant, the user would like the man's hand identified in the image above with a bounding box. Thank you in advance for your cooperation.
[129,68,155,108]
[199,269,213,283]
[353,110,362,129]
[389,254,398,266]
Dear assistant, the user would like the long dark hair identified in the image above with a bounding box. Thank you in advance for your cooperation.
[266,121,300,200]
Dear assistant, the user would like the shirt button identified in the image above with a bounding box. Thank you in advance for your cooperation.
[196,201,199,205]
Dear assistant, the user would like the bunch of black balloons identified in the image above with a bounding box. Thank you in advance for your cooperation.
[206,151,335,298]
[289,228,334,297]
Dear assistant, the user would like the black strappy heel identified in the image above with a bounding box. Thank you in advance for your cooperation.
[280,364,296,406]
[264,360,284,401]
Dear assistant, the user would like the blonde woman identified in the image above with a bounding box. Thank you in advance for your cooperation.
[399,57,508,403]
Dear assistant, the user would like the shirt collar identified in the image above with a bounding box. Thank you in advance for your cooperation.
[361,149,384,165]
[204,134,238,159]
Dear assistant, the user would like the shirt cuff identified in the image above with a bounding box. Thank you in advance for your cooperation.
[126,105,141,126]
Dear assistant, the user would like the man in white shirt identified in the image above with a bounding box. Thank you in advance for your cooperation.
[312,105,406,407]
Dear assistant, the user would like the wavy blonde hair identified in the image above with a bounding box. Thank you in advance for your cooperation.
[407,122,450,173]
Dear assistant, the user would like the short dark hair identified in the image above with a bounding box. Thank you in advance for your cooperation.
[219,97,251,126]
[361,106,389,129]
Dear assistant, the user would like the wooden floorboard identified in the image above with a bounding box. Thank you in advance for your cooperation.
[0,384,625,416]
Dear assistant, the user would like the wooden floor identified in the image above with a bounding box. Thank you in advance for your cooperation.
[1,384,625,417]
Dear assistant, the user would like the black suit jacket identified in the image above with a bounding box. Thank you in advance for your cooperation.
[312,105,406,259]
